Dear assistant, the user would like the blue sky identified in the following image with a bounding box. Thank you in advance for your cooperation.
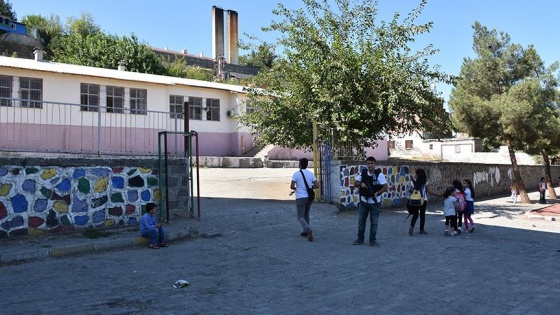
[11,0,560,102]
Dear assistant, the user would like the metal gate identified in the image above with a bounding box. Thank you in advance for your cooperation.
[317,139,332,203]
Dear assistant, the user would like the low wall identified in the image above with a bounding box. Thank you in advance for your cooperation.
[332,160,560,209]
[0,156,190,238]
[1,155,557,238]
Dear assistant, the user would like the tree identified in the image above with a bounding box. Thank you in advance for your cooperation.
[21,14,63,47]
[50,32,167,74]
[0,0,16,20]
[65,13,100,37]
[449,22,559,203]
[238,0,451,154]
[521,64,560,199]
[239,42,277,69]
[165,57,214,81]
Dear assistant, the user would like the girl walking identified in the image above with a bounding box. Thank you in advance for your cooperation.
[463,179,476,232]
[452,179,466,234]
[442,187,458,236]
[510,180,518,204]
[408,168,438,235]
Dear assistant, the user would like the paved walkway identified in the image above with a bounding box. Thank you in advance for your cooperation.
[0,168,559,314]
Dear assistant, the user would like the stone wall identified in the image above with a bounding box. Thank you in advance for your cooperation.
[333,161,560,209]
[2,155,558,238]
[0,156,190,238]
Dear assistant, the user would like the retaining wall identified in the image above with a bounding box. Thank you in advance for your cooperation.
[1,155,557,238]
[333,160,560,208]
[0,156,190,238]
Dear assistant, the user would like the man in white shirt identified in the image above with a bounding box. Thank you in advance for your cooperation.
[290,158,318,242]
[353,156,388,246]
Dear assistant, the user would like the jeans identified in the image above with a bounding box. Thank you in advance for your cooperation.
[539,190,546,203]
[357,201,380,242]
[410,202,427,231]
[296,198,312,231]
[142,226,165,245]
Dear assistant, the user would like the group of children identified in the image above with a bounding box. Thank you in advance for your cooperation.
[442,179,476,236]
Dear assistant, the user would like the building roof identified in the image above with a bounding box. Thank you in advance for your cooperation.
[0,56,246,94]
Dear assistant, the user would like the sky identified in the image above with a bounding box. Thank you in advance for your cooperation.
[10,0,560,103]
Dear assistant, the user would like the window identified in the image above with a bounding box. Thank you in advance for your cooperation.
[80,83,99,112]
[130,88,147,114]
[244,101,255,114]
[206,98,220,121]
[188,97,202,120]
[429,144,433,150]
[20,77,42,108]
[106,86,124,113]
[170,95,184,119]
[405,140,413,150]
[388,141,395,149]
[0,75,12,107]
[455,145,461,153]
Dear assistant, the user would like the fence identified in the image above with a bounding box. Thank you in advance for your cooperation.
[0,97,188,156]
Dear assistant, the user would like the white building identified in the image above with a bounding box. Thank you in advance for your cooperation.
[0,54,255,156]
[0,54,390,161]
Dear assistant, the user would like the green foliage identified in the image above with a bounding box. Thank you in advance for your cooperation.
[238,42,277,68]
[65,12,100,37]
[21,14,63,47]
[0,0,16,20]
[239,0,451,152]
[50,32,167,75]
[449,22,560,155]
[164,57,214,80]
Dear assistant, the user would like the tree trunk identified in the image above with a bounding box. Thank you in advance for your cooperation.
[507,139,530,203]
[543,149,558,199]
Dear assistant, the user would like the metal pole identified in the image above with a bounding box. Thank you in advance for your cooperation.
[157,131,164,218]
[164,131,170,222]
[184,101,189,157]
[97,104,101,156]
[195,131,201,221]
[189,131,195,217]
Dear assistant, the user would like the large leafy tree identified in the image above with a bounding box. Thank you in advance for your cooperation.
[44,13,167,75]
[239,0,451,154]
[449,22,559,203]
[0,0,16,20]
[521,64,560,198]
[21,14,63,48]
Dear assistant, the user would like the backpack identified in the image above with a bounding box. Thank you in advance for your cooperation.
[408,181,424,207]
[358,169,382,199]
[455,192,466,212]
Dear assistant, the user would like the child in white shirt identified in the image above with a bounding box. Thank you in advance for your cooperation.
[442,187,459,236]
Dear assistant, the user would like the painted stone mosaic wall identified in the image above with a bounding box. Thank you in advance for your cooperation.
[0,165,160,238]
[337,162,560,209]
[340,164,413,208]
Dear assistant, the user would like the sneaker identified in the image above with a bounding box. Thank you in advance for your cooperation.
[469,226,475,233]
[370,241,379,247]
[444,230,449,236]
[457,228,462,235]
[300,231,308,237]
[408,227,413,236]
[451,232,457,237]
[353,239,364,245]
[307,229,313,242]
[419,230,428,235]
